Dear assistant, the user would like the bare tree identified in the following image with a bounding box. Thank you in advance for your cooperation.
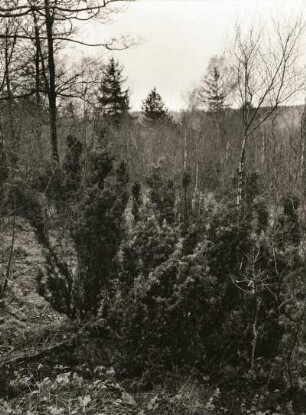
[228,20,305,208]
[0,0,133,162]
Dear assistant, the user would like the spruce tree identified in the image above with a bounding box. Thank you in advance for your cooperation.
[97,57,130,118]
[142,87,170,122]
[197,56,227,113]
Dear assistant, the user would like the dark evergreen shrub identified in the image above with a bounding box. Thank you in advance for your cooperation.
[120,213,179,288]
[62,134,83,200]
[70,150,129,316]
[131,181,142,223]
[14,149,129,319]
[146,163,176,225]
[108,194,306,383]
[276,194,301,247]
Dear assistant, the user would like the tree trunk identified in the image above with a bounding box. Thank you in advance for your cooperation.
[4,27,17,166]
[250,296,261,371]
[261,130,265,167]
[182,129,191,227]
[33,12,41,106]
[237,129,248,208]
[44,0,59,163]
[1,198,16,296]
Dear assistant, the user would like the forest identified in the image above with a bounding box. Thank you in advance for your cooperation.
[0,1,306,414]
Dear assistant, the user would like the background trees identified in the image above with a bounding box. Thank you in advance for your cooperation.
[142,87,170,122]
[228,21,305,208]
[0,1,131,162]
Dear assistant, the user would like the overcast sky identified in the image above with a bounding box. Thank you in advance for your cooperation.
[78,0,306,111]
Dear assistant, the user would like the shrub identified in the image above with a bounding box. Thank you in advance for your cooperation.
[70,151,129,316]
[120,213,180,287]
[18,150,129,319]
[62,134,83,200]
[108,195,306,386]
[146,163,176,225]
[131,181,142,223]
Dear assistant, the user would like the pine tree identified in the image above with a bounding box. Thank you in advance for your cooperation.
[197,56,228,113]
[142,87,170,122]
[97,57,130,118]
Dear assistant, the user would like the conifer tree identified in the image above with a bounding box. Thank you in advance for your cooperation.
[142,87,170,122]
[197,56,228,113]
[97,57,130,118]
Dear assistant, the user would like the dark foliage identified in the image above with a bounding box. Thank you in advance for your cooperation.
[70,150,129,316]
[106,187,306,389]
[131,181,142,223]
[142,87,170,122]
[120,213,179,288]
[8,151,305,397]
[62,134,83,200]
[97,57,130,119]
[276,194,301,247]
[146,163,176,225]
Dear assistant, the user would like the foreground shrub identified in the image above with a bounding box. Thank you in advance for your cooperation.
[108,198,306,389]
[16,150,129,319]
[70,151,129,316]
[62,134,83,200]
[12,158,306,392]
[146,162,176,225]
[120,213,180,287]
